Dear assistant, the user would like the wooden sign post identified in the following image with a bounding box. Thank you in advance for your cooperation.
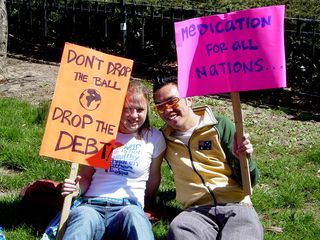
[231,92,252,196]
[56,162,79,240]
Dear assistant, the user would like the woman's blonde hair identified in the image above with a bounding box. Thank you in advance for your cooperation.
[125,79,151,139]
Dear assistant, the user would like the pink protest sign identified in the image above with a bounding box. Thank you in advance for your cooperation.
[174,5,286,98]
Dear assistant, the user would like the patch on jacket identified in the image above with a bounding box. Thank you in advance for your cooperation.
[198,140,212,150]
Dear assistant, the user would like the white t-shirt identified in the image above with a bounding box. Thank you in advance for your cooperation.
[172,120,200,145]
[84,128,166,207]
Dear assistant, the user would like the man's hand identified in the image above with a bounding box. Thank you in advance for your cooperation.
[233,133,253,159]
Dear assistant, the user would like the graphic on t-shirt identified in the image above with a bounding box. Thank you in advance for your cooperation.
[107,143,142,176]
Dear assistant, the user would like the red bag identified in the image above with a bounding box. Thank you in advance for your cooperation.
[19,179,64,223]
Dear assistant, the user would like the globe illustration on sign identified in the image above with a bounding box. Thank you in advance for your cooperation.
[79,89,102,111]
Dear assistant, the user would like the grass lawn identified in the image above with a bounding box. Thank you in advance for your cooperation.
[0,91,319,239]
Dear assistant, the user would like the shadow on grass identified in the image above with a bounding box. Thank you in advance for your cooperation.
[148,190,182,240]
[157,190,182,222]
[0,197,57,237]
[0,180,64,237]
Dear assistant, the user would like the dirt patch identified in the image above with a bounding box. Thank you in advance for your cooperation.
[0,166,20,197]
[0,166,20,176]
[0,57,59,105]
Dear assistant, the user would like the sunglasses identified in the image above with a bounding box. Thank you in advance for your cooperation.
[155,97,181,113]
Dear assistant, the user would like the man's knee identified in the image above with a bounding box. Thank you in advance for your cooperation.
[169,215,184,230]
[168,210,219,240]
[168,216,196,240]
[168,213,193,237]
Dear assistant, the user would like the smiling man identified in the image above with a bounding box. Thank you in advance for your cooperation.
[153,76,263,240]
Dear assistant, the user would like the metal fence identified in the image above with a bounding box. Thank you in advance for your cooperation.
[5,0,320,110]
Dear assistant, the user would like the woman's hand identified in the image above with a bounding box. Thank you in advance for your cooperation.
[61,175,82,197]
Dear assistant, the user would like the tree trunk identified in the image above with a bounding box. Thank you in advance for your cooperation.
[0,0,8,82]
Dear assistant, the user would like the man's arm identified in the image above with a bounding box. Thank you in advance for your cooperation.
[216,116,260,186]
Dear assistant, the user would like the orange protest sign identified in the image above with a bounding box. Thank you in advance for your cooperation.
[40,42,133,169]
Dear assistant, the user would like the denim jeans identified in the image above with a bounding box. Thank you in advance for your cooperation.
[62,198,154,240]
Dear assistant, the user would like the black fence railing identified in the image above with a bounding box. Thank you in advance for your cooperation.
[5,0,320,112]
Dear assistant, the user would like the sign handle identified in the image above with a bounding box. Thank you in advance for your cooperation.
[56,162,79,240]
[230,92,252,196]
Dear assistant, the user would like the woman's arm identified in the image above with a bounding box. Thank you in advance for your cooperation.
[145,151,165,198]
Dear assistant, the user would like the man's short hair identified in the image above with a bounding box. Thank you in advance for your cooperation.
[152,75,177,93]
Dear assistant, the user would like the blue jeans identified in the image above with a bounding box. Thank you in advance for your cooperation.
[62,198,154,240]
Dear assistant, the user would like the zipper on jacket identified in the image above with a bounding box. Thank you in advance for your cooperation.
[188,128,218,206]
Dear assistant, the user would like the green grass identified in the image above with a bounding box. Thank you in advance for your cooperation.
[0,94,319,239]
